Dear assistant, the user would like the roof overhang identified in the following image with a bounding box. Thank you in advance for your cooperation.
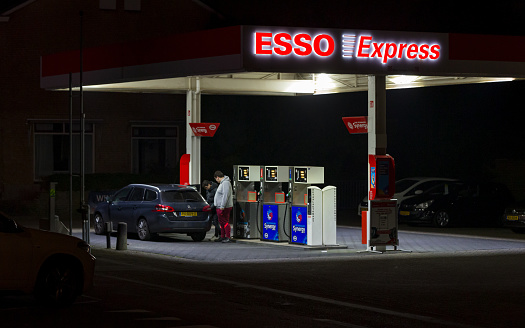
[40,25,525,95]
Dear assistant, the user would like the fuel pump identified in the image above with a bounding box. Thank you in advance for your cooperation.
[290,166,324,245]
[261,166,290,242]
[233,165,262,239]
[367,155,399,251]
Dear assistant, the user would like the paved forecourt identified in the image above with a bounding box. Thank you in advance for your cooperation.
[80,226,525,262]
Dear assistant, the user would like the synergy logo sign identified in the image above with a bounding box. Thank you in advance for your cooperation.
[291,206,307,244]
[262,204,279,241]
[253,30,442,64]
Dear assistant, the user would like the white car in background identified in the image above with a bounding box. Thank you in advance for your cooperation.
[358,177,458,214]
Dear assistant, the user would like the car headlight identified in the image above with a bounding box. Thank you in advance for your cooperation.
[77,240,92,253]
[416,200,434,209]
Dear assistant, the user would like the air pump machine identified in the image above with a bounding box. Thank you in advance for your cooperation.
[261,166,290,242]
[290,166,324,245]
[232,165,262,239]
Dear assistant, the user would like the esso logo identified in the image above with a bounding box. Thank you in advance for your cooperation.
[255,32,335,57]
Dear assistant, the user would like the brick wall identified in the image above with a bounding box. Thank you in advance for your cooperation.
[0,0,209,203]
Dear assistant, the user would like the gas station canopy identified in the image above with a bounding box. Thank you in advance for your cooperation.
[41,25,525,95]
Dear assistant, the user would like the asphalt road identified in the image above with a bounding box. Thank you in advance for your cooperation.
[1,244,524,328]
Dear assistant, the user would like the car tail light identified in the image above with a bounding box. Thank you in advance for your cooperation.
[153,204,175,212]
[203,205,211,212]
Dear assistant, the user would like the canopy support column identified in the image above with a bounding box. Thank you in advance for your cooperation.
[186,77,201,185]
[367,75,387,156]
[367,75,388,253]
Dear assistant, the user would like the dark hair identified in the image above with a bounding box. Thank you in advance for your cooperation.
[201,180,211,188]
[213,170,224,178]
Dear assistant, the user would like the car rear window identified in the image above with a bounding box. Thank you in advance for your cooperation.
[161,190,204,203]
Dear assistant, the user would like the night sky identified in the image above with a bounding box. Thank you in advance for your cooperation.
[200,80,525,193]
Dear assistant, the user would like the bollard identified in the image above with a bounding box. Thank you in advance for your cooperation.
[82,220,89,242]
[116,222,127,250]
[105,222,112,249]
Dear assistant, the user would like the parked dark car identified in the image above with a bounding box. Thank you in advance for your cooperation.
[399,181,513,227]
[94,184,211,241]
[0,211,95,306]
[503,200,525,233]
[358,177,457,214]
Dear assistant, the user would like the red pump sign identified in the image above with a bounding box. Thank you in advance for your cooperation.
[342,116,368,134]
[189,123,220,137]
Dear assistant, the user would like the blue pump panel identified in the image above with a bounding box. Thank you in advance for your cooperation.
[262,204,279,241]
[290,206,307,244]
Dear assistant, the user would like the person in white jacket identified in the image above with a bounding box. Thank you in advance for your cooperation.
[214,170,234,243]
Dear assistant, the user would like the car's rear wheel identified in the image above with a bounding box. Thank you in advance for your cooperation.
[34,259,82,306]
[190,232,206,242]
[94,213,105,235]
[433,211,450,227]
[137,218,152,241]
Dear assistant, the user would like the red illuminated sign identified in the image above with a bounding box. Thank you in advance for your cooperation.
[255,32,335,57]
[253,31,441,64]
[356,36,440,64]
[189,123,220,137]
[342,116,368,134]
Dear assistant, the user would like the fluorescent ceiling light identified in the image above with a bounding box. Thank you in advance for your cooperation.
[389,75,419,85]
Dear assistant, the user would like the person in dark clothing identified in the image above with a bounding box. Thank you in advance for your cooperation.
[202,179,221,241]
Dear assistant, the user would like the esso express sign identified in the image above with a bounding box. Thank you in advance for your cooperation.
[253,30,442,64]
[255,32,335,57]
[356,36,440,63]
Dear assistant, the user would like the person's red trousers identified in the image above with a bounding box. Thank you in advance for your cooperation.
[216,207,232,238]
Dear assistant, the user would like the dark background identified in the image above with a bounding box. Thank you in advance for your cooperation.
[200,80,525,187]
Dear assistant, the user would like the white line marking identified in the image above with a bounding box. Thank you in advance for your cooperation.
[98,258,478,328]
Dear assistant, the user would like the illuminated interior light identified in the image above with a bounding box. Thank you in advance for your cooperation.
[390,75,420,85]
[482,78,515,83]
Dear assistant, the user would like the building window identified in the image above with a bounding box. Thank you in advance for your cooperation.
[132,126,178,175]
[33,122,94,180]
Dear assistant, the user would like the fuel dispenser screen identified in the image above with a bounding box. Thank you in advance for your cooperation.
[238,167,250,181]
[266,167,278,181]
[295,168,307,182]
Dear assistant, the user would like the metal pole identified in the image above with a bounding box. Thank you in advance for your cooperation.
[69,72,73,235]
[79,10,88,240]
[105,222,112,249]
[116,222,127,250]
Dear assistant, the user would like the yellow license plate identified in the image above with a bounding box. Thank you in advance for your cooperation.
[181,212,197,216]
[507,215,519,221]
[399,211,410,216]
